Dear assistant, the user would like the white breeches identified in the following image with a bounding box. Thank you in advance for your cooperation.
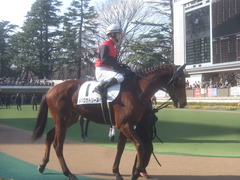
[95,67,124,83]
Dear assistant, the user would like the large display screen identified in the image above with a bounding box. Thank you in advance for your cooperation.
[212,0,240,63]
[185,0,240,65]
[185,6,210,65]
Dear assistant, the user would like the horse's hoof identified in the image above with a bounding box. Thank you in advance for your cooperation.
[69,174,78,180]
[131,175,139,180]
[116,174,124,180]
[38,165,45,173]
[140,172,149,179]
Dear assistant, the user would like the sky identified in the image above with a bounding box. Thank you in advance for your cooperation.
[0,0,156,28]
[0,0,75,27]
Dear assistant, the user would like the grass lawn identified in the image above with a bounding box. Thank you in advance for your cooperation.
[1,105,240,158]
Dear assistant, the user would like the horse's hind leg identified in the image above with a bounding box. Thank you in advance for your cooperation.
[39,128,55,173]
[53,123,74,178]
[51,109,79,180]
[54,113,80,180]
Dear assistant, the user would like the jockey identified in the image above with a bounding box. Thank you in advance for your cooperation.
[93,24,124,95]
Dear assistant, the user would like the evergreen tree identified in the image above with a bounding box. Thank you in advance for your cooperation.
[127,23,172,70]
[19,0,63,79]
[8,30,38,79]
[62,0,98,79]
[0,21,17,77]
[148,0,173,61]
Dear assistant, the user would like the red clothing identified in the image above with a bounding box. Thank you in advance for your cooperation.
[95,39,119,69]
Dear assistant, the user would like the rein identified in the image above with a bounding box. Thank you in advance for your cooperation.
[153,97,171,112]
[150,98,172,168]
[152,152,162,167]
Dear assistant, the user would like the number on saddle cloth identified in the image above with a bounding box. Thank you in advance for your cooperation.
[77,81,121,105]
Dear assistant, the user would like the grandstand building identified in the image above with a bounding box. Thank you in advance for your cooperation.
[173,0,240,86]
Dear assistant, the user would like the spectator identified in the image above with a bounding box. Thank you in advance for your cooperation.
[5,95,11,109]
[15,93,22,111]
[185,79,189,88]
[209,78,213,87]
[219,78,223,87]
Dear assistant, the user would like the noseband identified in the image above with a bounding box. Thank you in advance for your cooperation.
[165,66,185,104]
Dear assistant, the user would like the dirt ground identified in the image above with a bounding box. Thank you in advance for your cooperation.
[1,125,240,180]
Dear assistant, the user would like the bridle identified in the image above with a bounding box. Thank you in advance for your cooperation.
[163,65,187,106]
[135,64,187,110]
[131,64,187,110]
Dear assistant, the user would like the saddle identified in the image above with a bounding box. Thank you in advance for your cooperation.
[77,66,133,125]
[77,81,120,105]
[77,81,121,126]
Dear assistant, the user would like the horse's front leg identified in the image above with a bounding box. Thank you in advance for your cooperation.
[132,139,153,178]
[113,132,127,180]
[120,124,145,180]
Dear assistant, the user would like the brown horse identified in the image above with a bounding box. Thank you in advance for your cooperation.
[32,64,187,180]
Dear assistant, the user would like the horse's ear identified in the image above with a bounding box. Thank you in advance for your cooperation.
[168,64,188,85]
[176,64,189,77]
[181,64,190,77]
[176,64,187,72]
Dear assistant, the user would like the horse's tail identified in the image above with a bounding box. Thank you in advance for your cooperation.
[32,95,49,141]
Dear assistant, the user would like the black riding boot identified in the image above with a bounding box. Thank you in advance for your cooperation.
[93,78,118,95]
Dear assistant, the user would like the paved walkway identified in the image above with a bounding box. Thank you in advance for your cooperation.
[1,125,240,180]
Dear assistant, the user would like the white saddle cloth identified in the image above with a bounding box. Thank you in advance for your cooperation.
[77,81,120,105]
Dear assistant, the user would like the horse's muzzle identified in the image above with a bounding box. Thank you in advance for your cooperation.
[174,101,187,108]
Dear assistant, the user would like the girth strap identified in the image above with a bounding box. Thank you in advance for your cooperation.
[100,93,114,126]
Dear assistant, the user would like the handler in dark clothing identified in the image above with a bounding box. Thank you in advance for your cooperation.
[15,93,22,111]
[134,102,158,178]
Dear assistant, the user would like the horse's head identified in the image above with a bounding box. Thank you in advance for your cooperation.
[165,64,187,108]
[134,64,187,108]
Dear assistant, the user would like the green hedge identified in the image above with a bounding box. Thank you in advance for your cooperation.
[155,102,240,110]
